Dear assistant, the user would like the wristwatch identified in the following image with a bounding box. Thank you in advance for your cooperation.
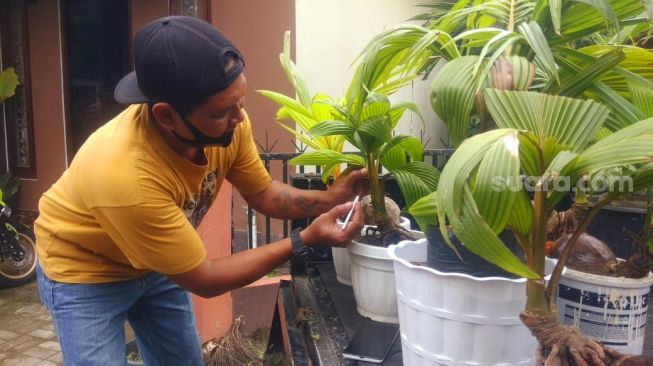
[290,227,310,258]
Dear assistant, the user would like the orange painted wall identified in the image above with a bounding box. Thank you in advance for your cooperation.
[130,0,168,45]
[21,1,68,211]
[211,0,296,240]
[193,181,234,342]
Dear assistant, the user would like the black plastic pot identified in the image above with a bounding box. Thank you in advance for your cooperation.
[425,225,525,279]
[586,206,646,260]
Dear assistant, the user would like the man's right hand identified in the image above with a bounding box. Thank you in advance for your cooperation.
[169,199,363,298]
[300,200,363,248]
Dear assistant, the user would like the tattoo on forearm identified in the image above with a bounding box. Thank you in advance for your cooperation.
[272,191,292,212]
[295,196,321,213]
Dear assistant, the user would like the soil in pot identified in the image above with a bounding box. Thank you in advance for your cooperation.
[425,225,525,278]
[354,235,385,247]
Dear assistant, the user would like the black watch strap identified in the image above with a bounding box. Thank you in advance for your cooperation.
[290,227,309,257]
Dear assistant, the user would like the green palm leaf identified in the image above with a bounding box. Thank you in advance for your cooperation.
[554,46,653,97]
[276,122,322,150]
[518,22,558,83]
[575,117,653,175]
[358,117,392,147]
[472,133,521,233]
[556,49,626,97]
[289,151,365,167]
[435,129,533,278]
[309,121,355,136]
[408,191,439,232]
[449,185,539,278]
[279,31,311,107]
[484,89,610,152]
[311,93,336,122]
[380,145,407,171]
[259,90,313,119]
[380,135,423,163]
[361,94,391,121]
[392,162,441,208]
[549,0,563,34]
[431,56,482,147]
[551,0,645,43]
[388,101,425,129]
[507,189,534,238]
[629,81,653,118]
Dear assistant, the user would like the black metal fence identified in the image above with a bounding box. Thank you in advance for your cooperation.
[245,149,454,250]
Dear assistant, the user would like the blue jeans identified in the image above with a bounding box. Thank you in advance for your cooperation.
[36,265,203,366]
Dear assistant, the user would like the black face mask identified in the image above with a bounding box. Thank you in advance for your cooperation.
[172,112,234,148]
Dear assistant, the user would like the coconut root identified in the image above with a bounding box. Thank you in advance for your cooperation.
[521,311,627,366]
[547,203,591,241]
[203,316,263,366]
[364,221,419,247]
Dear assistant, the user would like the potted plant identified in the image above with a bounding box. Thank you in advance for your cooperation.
[348,1,653,360]
[390,87,653,365]
[259,32,350,284]
[261,32,440,322]
[361,0,653,238]
[548,87,653,354]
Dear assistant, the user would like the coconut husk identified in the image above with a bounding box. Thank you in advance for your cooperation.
[203,316,264,366]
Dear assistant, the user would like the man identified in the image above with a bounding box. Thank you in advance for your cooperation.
[34,16,365,365]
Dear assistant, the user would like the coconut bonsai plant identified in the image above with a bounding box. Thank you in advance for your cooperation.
[259,31,346,181]
[260,31,440,321]
[260,31,438,285]
[260,31,439,228]
[406,88,653,364]
[359,0,653,245]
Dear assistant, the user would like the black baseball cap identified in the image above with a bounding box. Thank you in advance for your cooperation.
[114,16,244,104]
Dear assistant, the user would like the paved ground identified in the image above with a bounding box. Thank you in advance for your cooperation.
[1,279,652,365]
[0,281,61,366]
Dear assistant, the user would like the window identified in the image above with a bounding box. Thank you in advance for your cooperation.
[63,0,130,154]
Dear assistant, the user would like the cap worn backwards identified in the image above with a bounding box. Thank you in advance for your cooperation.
[114,16,244,104]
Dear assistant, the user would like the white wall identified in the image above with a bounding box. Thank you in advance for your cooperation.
[295,0,448,149]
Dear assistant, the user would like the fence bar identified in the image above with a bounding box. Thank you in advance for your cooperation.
[282,159,289,237]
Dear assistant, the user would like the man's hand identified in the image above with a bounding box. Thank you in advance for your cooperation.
[327,166,369,206]
[301,200,363,248]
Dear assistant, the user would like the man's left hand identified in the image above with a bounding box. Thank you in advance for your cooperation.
[327,166,369,205]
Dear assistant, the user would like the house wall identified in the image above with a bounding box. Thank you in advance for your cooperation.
[21,0,68,212]
[211,0,296,250]
[20,0,170,212]
[295,0,447,149]
[130,0,168,43]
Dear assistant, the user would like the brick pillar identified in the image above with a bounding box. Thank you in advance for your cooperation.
[192,182,233,343]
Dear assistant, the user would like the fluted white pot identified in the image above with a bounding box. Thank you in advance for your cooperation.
[389,238,557,365]
[332,216,410,286]
[347,220,420,323]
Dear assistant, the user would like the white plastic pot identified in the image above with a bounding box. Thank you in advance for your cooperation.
[389,238,556,365]
[332,217,410,286]
[347,220,420,323]
[557,266,653,354]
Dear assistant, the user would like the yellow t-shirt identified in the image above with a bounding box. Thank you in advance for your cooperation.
[34,104,272,283]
